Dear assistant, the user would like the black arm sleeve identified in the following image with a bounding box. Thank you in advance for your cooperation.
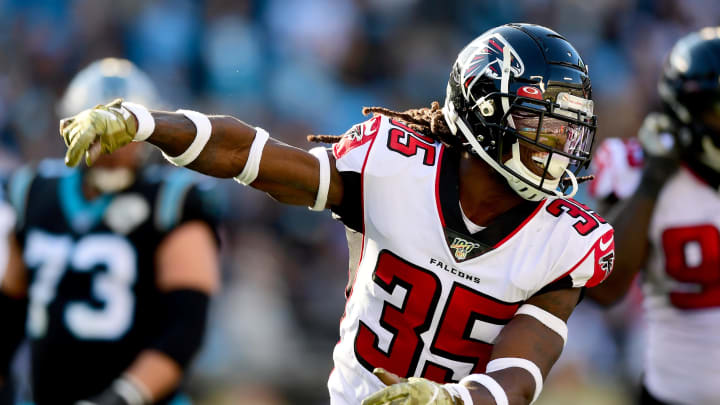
[0,292,27,379]
[330,171,363,233]
[148,290,210,369]
[531,276,585,304]
[178,184,224,247]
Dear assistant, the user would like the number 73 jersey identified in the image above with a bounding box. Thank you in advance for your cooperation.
[327,115,614,404]
[5,161,220,404]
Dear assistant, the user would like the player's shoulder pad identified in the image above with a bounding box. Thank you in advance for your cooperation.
[332,114,384,173]
[541,197,614,289]
[152,166,223,233]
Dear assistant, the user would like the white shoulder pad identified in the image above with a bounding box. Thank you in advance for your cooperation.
[506,198,614,292]
[544,198,615,288]
[332,115,384,173]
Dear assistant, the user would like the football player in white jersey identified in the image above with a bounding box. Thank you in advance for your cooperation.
[587,28,720,405]
[57,23,613,405]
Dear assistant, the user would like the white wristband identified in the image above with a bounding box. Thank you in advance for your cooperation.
[515,304,568,346]
[122,102,155,142]
[161,109,212,167]
[113,375,151,405]
[460,374,508,405]
[486,358,543,404]
[444,383,474,405]
[308,146,330,211]
[234,127,269,185]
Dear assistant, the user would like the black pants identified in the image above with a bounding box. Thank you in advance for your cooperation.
[640,385,671,405]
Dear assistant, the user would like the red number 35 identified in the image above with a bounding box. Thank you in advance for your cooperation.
[354,251,519,383]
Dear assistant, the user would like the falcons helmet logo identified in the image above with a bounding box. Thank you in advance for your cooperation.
[459,33,524,98]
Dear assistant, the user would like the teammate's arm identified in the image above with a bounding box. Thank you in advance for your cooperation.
[586,156,676,306]
[60,102,345,208]
[363,288,580,405]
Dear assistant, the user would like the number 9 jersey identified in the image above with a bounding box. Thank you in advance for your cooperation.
[327,115,615,405]
[5,160,221,405]
[643,166,720,404]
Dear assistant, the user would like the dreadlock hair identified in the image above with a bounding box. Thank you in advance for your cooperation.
[307,101,461,147]
[307,101,593,187]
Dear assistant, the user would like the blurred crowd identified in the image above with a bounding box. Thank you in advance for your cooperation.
[0,0,718,404]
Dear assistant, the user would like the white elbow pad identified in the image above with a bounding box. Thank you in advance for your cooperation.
[234,127,269,185]
[515,303,568,345]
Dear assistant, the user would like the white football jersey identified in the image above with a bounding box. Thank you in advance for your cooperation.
[643,166,720,404]
[326,115,614,404]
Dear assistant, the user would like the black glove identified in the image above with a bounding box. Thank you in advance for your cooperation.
[75,377,150,405]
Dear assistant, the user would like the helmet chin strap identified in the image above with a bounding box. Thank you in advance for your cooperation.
[504,142,578,200]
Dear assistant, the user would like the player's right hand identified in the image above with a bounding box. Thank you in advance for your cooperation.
[362,368,464,405]
[60,98,137,167]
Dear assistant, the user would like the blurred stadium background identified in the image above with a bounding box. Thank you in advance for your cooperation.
[1,0,719,404]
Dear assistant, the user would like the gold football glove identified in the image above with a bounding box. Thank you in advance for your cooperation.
[60,99,137,167]
[362,369,464,405]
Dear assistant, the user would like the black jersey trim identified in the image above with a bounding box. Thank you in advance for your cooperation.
[436,150,542,262]
[155,170,196,232]
[7,165,35,228]
[684,160,720,191]
[331,171,362,233]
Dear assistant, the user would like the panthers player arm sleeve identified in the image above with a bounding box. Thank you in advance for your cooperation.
[120,220,219,403]
[586,156,675,307]
[61,105,348,209]
[461,287,581,405]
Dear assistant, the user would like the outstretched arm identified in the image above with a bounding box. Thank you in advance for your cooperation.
[60,101,345,208]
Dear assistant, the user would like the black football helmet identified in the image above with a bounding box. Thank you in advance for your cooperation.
[659,27,720,176]
[443,23,597,201]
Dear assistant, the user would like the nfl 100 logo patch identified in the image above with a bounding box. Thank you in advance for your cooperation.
[450,237,480,260]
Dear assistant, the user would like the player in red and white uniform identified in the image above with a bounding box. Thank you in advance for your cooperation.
[327,113,613,404]
[587,28,720,405]
[57,23,612,405]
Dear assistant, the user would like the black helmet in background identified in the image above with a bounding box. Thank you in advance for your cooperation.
[659,27,720,178]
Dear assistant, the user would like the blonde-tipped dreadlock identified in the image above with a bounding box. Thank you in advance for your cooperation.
[306,102,593,187]
[307,101,459,147]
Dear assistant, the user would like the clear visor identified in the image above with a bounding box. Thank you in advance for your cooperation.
[511,111,592,159]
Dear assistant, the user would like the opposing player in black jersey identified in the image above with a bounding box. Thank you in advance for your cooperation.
[0,58,221,405]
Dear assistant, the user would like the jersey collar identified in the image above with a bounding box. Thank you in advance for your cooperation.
[436,148,541,262]
[59,169,113,233]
